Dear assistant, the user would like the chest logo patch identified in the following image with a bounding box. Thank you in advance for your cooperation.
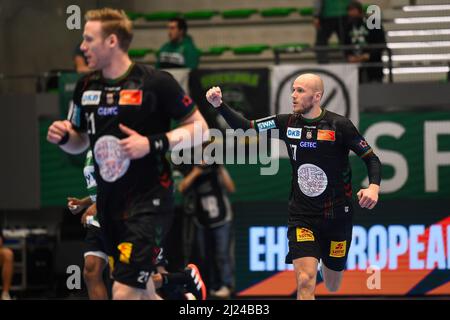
[119,89,143,106]
[317,130,336,141]
[94,135,130,182]
[287,127,302,139]
[297,163,328,197]
[82,90,101,106]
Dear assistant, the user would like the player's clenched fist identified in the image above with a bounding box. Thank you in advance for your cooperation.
[47,120,72,144]
[206,86,223,108]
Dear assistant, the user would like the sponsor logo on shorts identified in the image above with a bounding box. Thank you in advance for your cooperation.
[118,242,133,264]
[299,141,317,149]
[82,90,101,105]
[119,89,143,105]
[317,130,336,141]
[287,127,302,139]
[296,227,315,242]
[330,240,347,258]
[97,106,118,116]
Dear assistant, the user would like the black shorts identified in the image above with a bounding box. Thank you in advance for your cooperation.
[105,187,175,289]
[84,226,108,262]
[285,214,353,272]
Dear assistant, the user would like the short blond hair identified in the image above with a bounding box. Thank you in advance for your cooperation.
[85,8,133,52]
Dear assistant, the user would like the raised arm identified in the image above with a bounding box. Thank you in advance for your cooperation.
[206,86,253,130]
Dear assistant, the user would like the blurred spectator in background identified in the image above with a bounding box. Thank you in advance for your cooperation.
[73,42,91,73]
[344,1,386,83]
[0,224,14,300]
[179,162,235,299]
[314,0,351,63]
[156,17,200,69]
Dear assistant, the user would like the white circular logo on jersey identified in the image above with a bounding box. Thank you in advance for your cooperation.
[297,164,328,197]
[94,135,130,182]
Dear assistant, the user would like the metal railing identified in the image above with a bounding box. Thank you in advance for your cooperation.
[273,44,393,83]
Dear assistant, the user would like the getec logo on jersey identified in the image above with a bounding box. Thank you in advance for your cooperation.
[330,240,347,258]
[300,141,317,149]
[97,106,118,116]
[81,90,101,105]
[257,117,276,131]
[287,127,302,139]
[119,89,143,106]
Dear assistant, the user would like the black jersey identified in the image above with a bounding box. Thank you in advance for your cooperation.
[190,164,232,228]
[69,63,196,220]
[253,109,380,224]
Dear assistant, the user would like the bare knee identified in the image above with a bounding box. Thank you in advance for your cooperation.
[83,256,104,283]
[297,271,316,292]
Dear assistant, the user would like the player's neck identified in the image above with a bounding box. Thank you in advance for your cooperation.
[102,53,133,80]
[302,106,323,120]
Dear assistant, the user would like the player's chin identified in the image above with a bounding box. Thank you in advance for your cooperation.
[87,59,97,69]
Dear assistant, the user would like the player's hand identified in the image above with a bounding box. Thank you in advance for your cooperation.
[81,203,97,226]
[206,86,223,108]
[47,120,72,144]
[67,197,87,215]
[357,184,379,210]
[119,124,150,159]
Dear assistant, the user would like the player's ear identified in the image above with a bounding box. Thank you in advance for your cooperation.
[107,34,118,48]
[315,91,322,102]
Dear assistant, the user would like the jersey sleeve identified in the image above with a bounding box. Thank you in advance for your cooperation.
[68,78,87,132]
[341,118,381,185]
[341,118,373,158]
[156,71,197,121]
[252,114,290,140]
